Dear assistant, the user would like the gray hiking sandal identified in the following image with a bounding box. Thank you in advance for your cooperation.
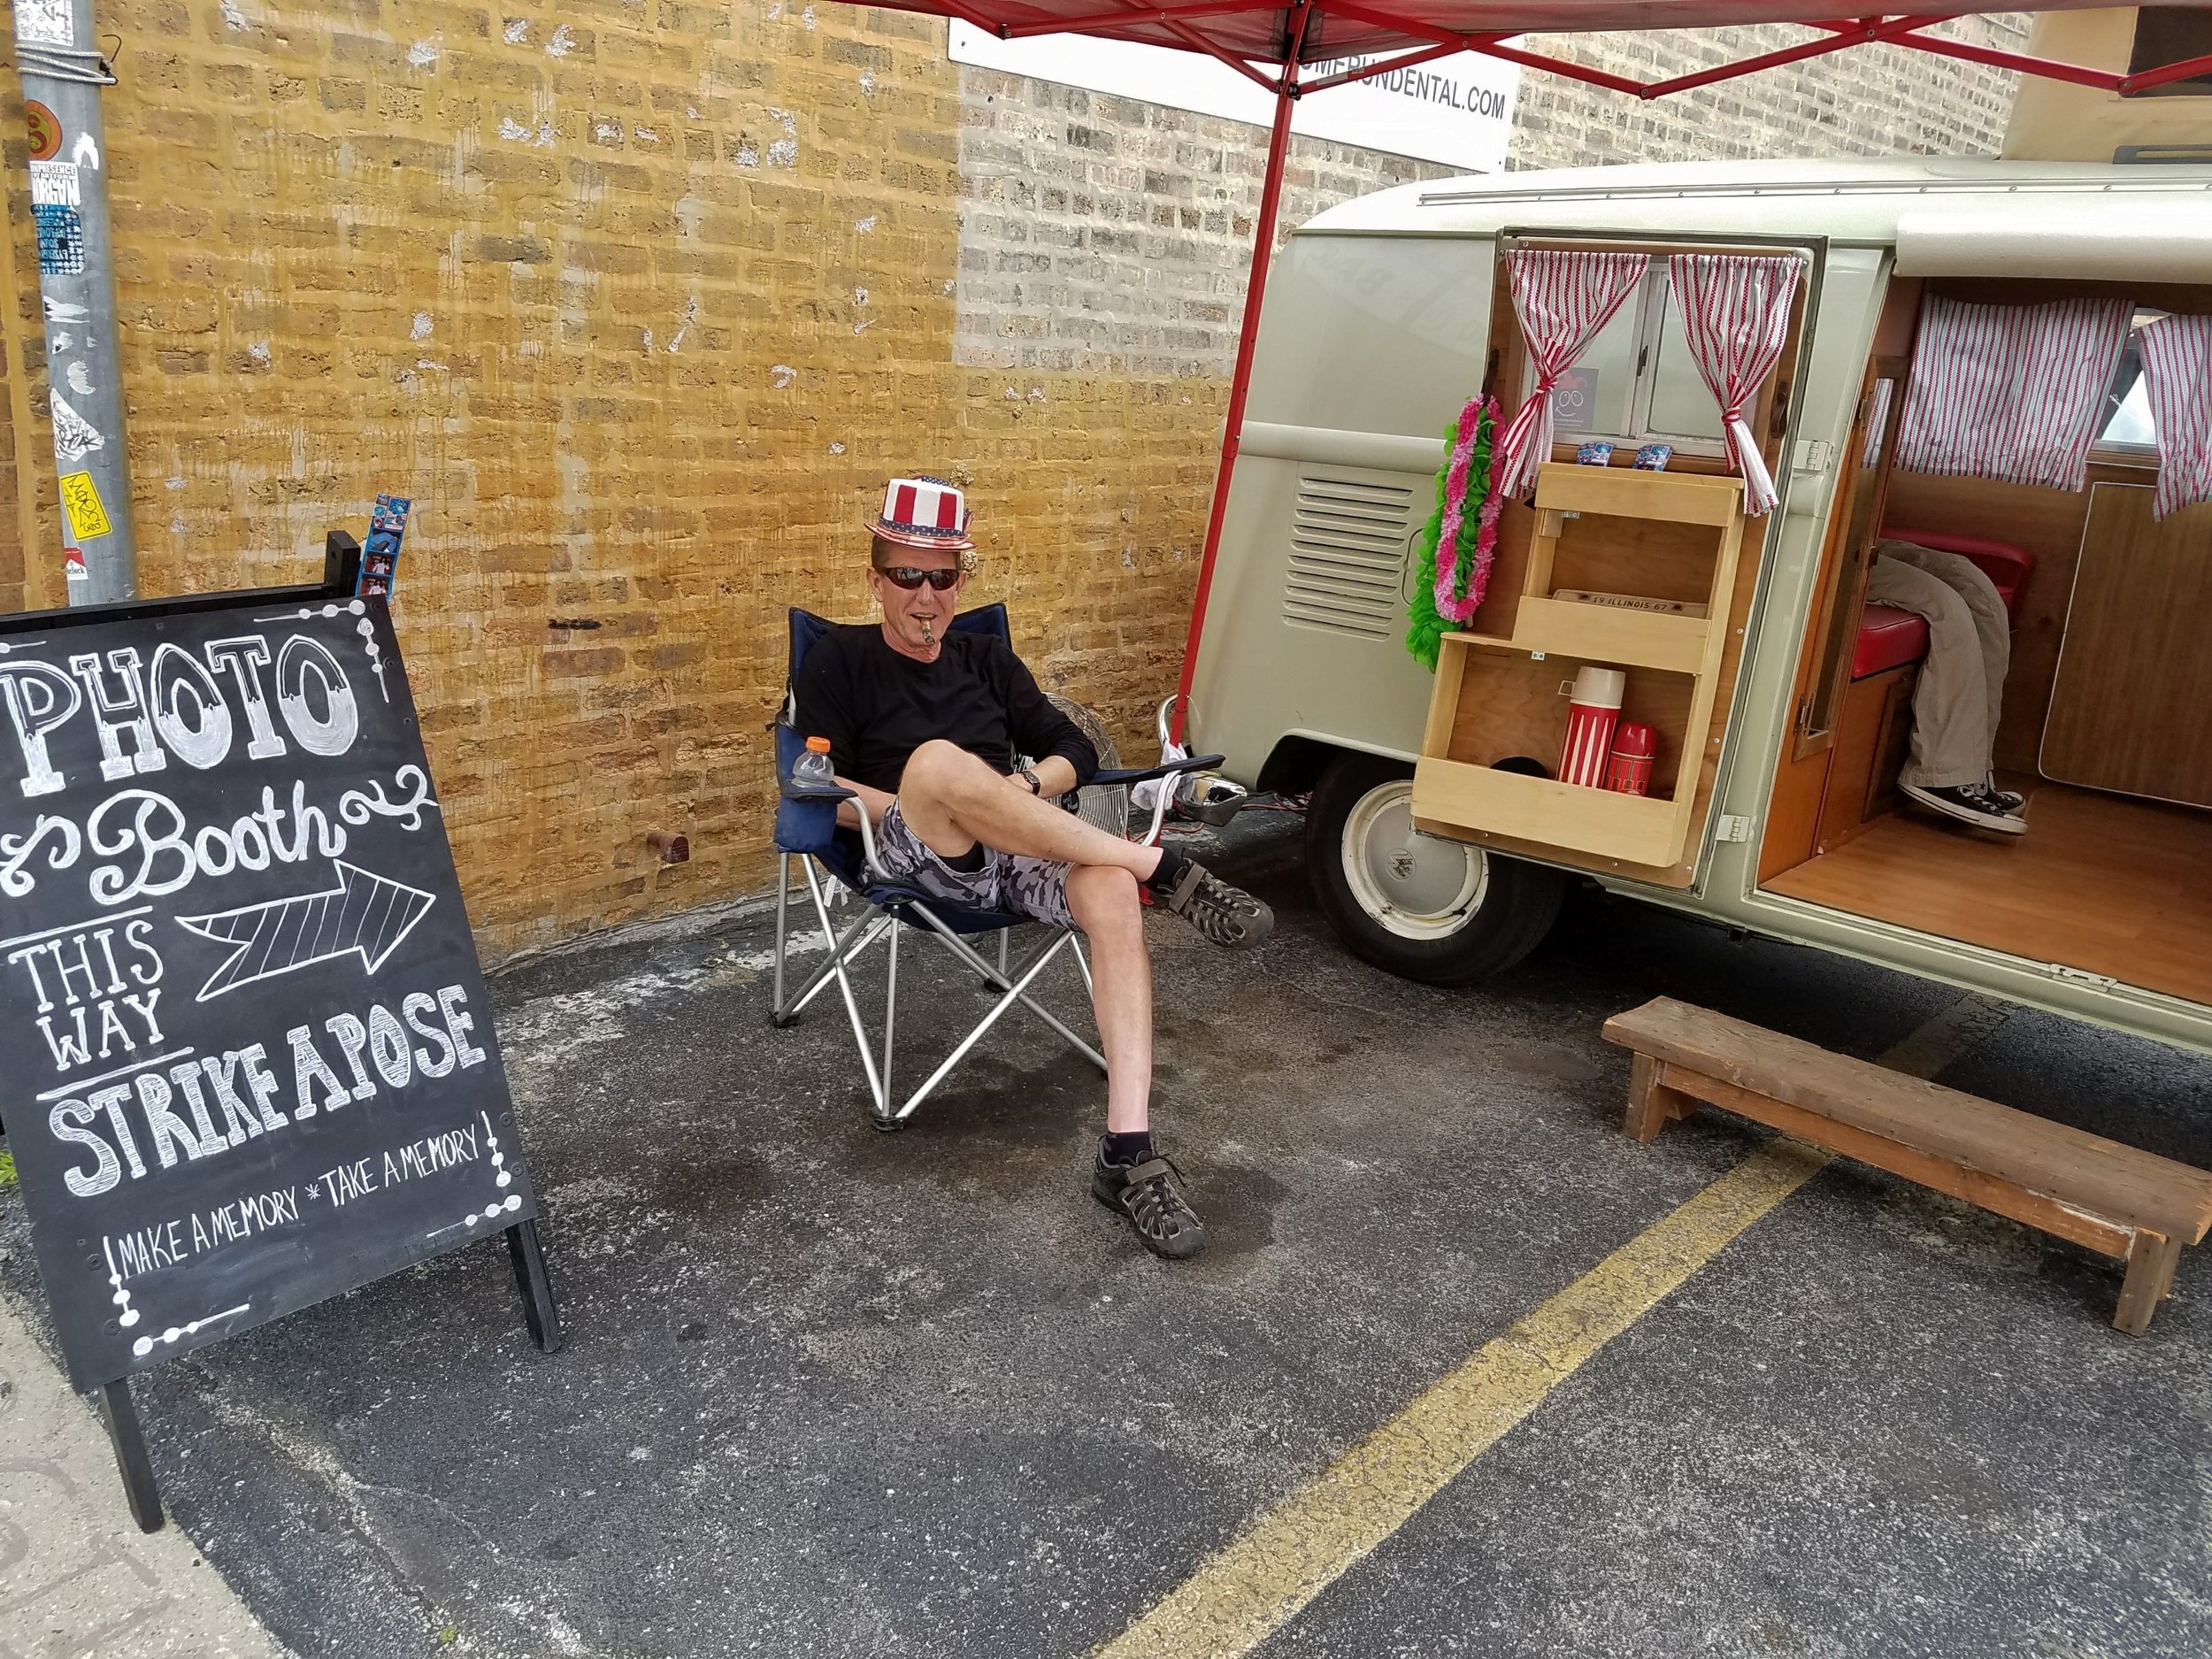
[1155,860,1274,949]
[1093,1145,1208,1260]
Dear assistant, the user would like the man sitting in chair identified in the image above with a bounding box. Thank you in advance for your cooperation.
[792,476,1275,1260]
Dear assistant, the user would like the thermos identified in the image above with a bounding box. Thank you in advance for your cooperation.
[1603,722,1657,795]
[1560,666,1625,788]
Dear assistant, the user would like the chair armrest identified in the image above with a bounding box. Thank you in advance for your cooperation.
[780,776,856,803]
[1092,753,1225,788]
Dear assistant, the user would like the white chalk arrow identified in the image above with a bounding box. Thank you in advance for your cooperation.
[72,132,99,170]
[177,860,435,1002]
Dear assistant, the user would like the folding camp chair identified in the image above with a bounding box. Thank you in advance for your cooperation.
[769,604,1219,1130]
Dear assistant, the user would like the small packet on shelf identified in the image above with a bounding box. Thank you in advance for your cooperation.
[1575,440,1615,466]
[1632,443,1673,472]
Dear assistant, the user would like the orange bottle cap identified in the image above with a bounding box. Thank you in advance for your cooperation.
[805,735,832,753]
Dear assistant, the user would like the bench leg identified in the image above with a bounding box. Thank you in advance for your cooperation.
[1625,1053,1694,1143]
[2114,1229,2182,1336]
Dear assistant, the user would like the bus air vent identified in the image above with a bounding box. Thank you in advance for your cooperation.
[1284,473,1413,638]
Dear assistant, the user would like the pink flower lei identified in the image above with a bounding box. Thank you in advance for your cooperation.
[1433,394,1504,625]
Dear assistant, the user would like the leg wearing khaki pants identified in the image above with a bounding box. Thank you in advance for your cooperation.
[1866,540,2011,791]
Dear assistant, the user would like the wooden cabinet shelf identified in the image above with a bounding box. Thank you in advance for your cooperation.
[1508,595,1709,674]
[1414,461,1749,877]
[1413,756,1686,868]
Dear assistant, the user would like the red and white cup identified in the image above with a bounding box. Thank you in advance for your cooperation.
[1603,722,1657,795]
[1560,666,1625,788]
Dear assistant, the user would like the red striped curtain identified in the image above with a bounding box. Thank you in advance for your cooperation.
[1668,254,1803,515]
[1494,248,1647,499]
[2139,312,2212,522]
[1894,296,2132,493]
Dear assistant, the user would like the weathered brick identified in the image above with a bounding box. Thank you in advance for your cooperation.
[0,0,2031,961]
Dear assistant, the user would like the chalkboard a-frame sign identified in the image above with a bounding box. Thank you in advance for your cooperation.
[0,564,560,1531]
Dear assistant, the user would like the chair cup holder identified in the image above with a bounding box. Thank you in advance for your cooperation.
[1176,776,1248,827]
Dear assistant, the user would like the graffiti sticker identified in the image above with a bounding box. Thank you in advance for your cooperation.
[47,390,103,461]
[58,470,111,541]
[34,203,84,275]
[15,0,73,47]
[26,101,61,162]
[29,160,78,207]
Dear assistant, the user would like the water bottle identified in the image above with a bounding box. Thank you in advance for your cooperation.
[792,735,836,791]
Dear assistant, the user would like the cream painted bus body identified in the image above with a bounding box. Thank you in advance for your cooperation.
[1187,157,2212,1054]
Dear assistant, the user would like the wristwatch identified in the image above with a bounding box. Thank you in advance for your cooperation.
[1016,764,1042,795]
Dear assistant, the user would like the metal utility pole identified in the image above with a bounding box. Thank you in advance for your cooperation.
[14,0,134,603]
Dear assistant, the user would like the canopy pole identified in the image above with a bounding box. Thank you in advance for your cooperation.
[1171,5,1308,744]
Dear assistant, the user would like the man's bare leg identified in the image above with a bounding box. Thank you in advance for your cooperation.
[897,740,1164,879]
[1064,865,1151,1133]
[893,738,1273,955]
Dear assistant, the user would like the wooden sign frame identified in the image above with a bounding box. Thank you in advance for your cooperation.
[0,542,560,1532]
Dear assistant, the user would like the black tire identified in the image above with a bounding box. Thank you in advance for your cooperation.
[1305,751,1567,986]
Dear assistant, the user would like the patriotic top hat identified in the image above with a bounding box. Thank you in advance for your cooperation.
[871,475,976,564]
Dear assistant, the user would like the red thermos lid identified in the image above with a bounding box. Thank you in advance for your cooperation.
[1609,721,1657,759]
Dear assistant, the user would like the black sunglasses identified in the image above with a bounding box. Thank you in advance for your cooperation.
[876,565,963,591]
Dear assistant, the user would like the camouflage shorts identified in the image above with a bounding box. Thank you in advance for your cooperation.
[875,799,1076,931]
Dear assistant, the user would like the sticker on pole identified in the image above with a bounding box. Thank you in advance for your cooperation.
[30,160,79,207]
[63,544,87,583]
[58,470,111,541]
[35,204,84,276]
[15,0,73,48]
[26,101,62,162]
[49,392,104,462]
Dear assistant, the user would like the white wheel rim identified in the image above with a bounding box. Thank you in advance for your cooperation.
[1340,779,1487,941]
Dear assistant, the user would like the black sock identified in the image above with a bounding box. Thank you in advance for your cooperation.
[1102,1131,1153,1166]
[1144,843,1189,895]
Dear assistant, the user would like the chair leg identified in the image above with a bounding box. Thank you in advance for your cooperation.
[784,908,893,1021]
[1070,933,1094,998]
[803,860,887,1116]
[880,918,901,1124]
[772,853,790,1018]
[911,918,1107,1078]
[898,930,1099,1120]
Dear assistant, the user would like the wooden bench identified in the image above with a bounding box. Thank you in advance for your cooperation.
[1601,997,2212,1334]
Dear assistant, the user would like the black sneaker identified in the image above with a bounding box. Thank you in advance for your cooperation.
[1092,1142,1208,1260]
[1901,781,2026,835]
[1154,860,1274,949]
[1981,780,2027,815]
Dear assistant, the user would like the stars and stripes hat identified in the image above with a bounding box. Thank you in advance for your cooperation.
[871,475,976,565]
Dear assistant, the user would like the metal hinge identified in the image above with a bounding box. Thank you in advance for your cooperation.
[1715,814,1753,843]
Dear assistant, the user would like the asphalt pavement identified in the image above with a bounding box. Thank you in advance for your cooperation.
[2,811,2208,1658]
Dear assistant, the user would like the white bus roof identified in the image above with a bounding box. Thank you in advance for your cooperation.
[1300,157,2212,281]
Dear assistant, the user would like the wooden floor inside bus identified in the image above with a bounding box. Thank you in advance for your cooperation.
[1762,783,2212,1008]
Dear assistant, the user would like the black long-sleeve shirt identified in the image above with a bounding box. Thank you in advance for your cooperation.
[792,623,1099,795]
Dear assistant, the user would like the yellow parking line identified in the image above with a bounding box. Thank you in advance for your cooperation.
[1098,993,2008,1659]
[1096,1137,1831,1659]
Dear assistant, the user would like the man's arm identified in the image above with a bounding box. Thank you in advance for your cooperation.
[998,647,1099,788]
[835,777,896,830]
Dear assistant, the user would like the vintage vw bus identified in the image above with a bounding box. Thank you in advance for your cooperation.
[1187,93,2212,1054]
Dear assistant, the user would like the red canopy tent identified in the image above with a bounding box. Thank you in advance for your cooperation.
[862,0,2212,733]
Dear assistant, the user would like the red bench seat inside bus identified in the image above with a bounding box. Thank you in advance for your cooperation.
[1850,529,2035,681]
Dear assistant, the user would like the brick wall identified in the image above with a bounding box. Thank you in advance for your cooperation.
[0,3,2026,958]
[955,16,2028,375]
[1509,15,2030,170]
[4,0,1219,958]
[956,70,1449,376]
